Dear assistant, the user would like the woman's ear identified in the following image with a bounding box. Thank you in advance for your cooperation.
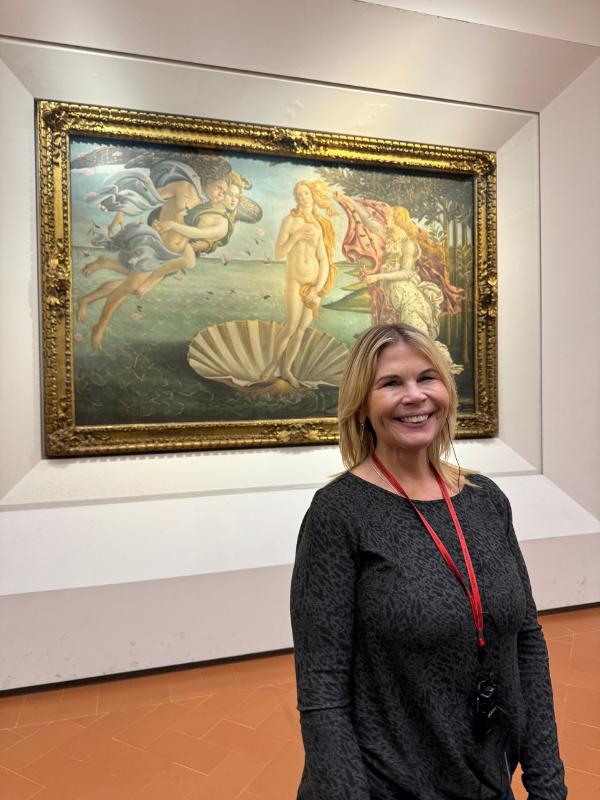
[358,408,370,433]
[358,401,368,426]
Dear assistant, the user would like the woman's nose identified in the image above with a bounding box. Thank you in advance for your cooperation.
[401,382,426,403]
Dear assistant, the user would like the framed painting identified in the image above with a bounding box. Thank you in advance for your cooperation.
[37,100,497,457]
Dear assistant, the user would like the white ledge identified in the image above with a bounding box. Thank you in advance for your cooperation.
[0,439,536,510]
[494,475,600,541]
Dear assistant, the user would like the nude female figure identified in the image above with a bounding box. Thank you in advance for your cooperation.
[260,180,336,387]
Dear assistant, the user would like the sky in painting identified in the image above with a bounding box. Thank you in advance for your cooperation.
[69,140,357,262]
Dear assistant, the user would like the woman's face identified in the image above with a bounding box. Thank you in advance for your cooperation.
[223,184,241,212]
[363,340,450,457]
[294,184,313,210]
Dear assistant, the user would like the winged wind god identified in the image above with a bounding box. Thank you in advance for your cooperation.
[73,145,261,351]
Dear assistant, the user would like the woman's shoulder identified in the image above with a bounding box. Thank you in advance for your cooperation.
[467,472,504,492]
[312,471,366,504]
[466,473,511,517]
[307,472,374,521]
[297,474,366,551]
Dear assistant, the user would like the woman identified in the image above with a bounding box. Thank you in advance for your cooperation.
[260,179,336,387]
[290,323,566,800]
[334,194,463,373]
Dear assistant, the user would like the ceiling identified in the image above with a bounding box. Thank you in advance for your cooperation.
[356,0,600,47]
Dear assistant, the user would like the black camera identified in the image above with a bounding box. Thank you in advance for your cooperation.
[474,675,499,739]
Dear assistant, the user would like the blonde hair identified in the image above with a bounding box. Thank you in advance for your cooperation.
[392,206,418,237]
[338,323,474,490]
[292,179,335,217]
[227,171,244,192]
[291,179,337,307]
[382,205,419,239]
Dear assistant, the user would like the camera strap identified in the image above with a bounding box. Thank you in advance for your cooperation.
[371,454,486,649]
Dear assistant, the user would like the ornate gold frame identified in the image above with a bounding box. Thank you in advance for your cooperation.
[38,100,497,457]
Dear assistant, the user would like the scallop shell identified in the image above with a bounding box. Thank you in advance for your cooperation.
[188,319,348,389]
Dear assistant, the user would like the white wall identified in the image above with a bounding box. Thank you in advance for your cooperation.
[540,58,600,519]
[496,117,541,468]
[0,58,40,499]
[0,4,599,689]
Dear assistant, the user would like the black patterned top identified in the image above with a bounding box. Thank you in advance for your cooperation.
[290,472,566,800]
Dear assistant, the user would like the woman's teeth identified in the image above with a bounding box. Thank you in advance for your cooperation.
[399,414,429,423]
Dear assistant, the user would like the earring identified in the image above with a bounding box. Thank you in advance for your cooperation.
[359,419,366,440]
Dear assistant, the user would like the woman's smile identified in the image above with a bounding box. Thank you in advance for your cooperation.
[394,412,432,425]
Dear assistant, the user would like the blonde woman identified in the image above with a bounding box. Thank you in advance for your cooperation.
[291,323,566,800]
[260,180,336,387]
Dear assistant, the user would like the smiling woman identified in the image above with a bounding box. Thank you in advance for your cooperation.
[338,323,464,498]
[358,340,451,498]
[290,323,567,800]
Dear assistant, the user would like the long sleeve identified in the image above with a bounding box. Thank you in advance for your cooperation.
[290,493,371,800]
[504,500,567,800]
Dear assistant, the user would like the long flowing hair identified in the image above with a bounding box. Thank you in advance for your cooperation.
[291,180,337,296]
[383,205,463,313]
[388,205,419,239]
[338,323,474,490]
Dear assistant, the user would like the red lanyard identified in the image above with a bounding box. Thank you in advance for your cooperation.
[371,454,486,649]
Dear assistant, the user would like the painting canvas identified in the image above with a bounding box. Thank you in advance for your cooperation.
[38,102,497,456]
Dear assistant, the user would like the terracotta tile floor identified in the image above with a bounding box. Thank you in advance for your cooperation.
[0,607,598,799]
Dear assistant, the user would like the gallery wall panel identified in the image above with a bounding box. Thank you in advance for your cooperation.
[0,39,541,504]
